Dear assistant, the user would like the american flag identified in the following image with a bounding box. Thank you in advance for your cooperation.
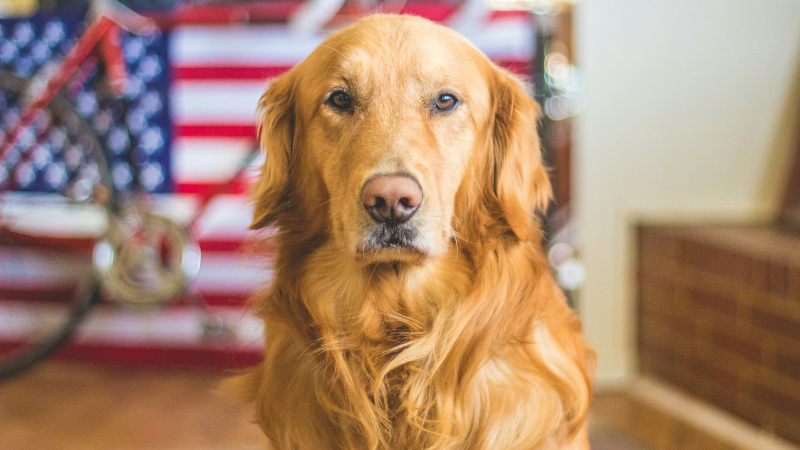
[0,2,535,368]
[0,14,173,194]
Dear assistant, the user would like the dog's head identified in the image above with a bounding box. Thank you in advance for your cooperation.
[251,15,550,266]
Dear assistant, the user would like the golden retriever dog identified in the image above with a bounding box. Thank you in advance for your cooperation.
[235,14,595,449]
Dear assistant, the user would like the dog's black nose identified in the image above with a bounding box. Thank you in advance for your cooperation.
[362,174,422,225]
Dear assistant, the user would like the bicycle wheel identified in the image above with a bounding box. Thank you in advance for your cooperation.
[0,70,113,378]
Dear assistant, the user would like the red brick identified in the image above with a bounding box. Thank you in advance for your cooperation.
[690,352,740,387]
[638,278,676,310]
[751,308,800,343]
[639,315,689,355]
[789,264,800,303]
[641,301,695,339]
[768,262,790,298]
[720,248,753,284]
[753,383,800,418]
[669,366,705,398]
[734,396,772,429]
[681,239,712,269]
[707,327,763,363]
[774,349,800,384]
[708,385,743,420]
[637,224,800,439]
[638,256,680,288]
[682,239,751,283]
[639,227,681,262]
[687,286,737,318]
[751,259,770,293]
[639,345,676,379]
[774,412,800,446]
[639,327,675,357]
[639,322,679,376]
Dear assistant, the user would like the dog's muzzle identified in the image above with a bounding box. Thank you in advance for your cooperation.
[361,174,422,226]
[358,173,424,254]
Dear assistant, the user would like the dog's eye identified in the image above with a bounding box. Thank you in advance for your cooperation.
[434,93,458,111]
[327,91,353,110]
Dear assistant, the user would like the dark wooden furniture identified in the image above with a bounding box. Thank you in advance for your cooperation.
[637,70,800,446]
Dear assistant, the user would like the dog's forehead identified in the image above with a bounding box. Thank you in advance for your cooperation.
[309,15,486,85]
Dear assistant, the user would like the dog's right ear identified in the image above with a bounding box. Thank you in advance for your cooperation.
[250,72,296,230]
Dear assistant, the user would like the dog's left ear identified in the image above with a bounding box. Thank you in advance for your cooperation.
[491,68,552,241]
[250,71,296,230]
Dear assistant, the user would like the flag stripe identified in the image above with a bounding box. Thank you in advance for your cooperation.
[170,19,533,67]
[171,25,322,67]
[172,80,266,124]
[0,249,270,297]
[175,180,250,196]
[173,59,529,83]
[154,0,302,26]
[0,303,265,368]
[173,65,293,81]
[24,343,263,369]
[173,137,254,183]
[152,1,468,27]
[176,124,257,139]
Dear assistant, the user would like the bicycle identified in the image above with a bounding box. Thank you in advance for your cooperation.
[0,0,260,378]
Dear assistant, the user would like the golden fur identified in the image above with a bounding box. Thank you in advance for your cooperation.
[236,14,595,449]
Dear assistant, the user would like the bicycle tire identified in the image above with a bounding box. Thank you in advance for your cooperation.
[0,70,113,379]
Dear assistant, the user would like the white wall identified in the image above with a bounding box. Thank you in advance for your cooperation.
[573,0,800,385]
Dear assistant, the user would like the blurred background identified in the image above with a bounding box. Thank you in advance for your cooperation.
[0,0,799,449]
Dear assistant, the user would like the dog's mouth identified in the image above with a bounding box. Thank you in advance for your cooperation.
[355,223,426,264]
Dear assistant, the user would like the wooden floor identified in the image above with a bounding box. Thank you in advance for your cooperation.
[0,361,265,450]
[0,361,739,450]
[589,390,739,450]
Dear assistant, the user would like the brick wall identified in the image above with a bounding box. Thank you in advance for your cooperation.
[637,224,800,445]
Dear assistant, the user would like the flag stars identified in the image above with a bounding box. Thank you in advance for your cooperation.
[138,91,162,117]
[42,21,65,46]
[138,55,162,81]
[64,145,83,171]
[2,108,20,128]
[125,74,145,98]
[92,110,114,135]
[15,161,35,188]
[2,17,171,194]
[47,128,68,151]
[12,22,34,47]
[126,108,147,133]
[140,162,164,190]
[30,39,51,64]
[112,162,133,189]
[0,40,18,63]
[123,37,145,63]
[31,145,52,170]
[76,91,99,116]
[44,162,68,189]
[14,56,34,76]
[139,127,164,155]
[108,126,130,155]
